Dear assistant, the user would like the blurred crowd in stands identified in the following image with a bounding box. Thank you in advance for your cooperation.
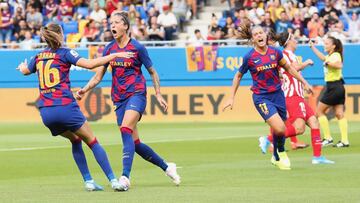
[203,0,359,44]
[0,0,359,49]
[0,0,206,49]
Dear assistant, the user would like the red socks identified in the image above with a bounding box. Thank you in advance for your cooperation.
[311,129,322,157]
[285,123,297,138]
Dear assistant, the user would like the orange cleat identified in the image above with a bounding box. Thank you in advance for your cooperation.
[291,141,309,150]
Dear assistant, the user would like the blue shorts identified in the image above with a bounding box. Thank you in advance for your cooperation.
[252,90,287,121]
[39,102,86,136]
[114,94,147,126]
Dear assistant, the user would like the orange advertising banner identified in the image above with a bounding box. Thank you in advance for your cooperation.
[0,86,359,123]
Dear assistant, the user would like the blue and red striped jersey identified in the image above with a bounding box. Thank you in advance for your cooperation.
[103,38,152,102]
[239,46,284,94]
[28,48,81,107]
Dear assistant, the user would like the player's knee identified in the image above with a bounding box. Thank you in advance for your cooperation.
[335,112,344,120]
[296,125,305,135]
[294,120,305,134]
[309,117,320,129]
[316,109,323,117]
[273,125,286,136]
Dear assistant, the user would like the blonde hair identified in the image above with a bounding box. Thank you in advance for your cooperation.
[40,23,63,50]
[237,18,253,40]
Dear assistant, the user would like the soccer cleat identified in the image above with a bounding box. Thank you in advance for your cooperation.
[165,163,181,186]
[110,179,123,191]
[84,180,104,191]
[270,155,291,170]
[291,141,309,150]
[321,139,334,147]
[270,156,277,165]
[333,141,350,148]
[258,136,270,154]
[312,156,335,164]
[117,176,131,191]
[278,152,291,170]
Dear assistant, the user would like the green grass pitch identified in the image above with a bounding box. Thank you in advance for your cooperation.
[0,122,359,203]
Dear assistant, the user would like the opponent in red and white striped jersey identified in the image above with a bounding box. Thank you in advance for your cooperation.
[280,50,304,98]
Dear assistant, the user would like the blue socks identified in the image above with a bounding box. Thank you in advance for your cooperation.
[135,139,168,171]
[272,133,285,161]
[71,139,92,181]
[88,138,116,181]
[120,127,135,178]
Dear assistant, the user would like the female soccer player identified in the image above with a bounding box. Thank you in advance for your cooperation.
[76,11,180,191]
[259,32,334,164]
[17,23,133,191]
[222,20,313,170]
[309,37,348,148]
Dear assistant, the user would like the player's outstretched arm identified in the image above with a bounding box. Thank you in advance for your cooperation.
[16,59,31,75]
[147,67,168,112]
[292,59,314,71]
[281,58,313,94]
[309,41,326,61]
[76,52,134,69]
[222,71,243,111]
[75,66,107,100]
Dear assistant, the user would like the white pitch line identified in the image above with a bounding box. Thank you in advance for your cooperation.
[0,134,255,152]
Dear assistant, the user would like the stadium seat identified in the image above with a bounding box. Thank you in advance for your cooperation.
[66,33,82,48]
[218,17,226,28]
[136,6,148,20]
[62,21,79,36]
[76,7,89,19]
[78,19,89,35]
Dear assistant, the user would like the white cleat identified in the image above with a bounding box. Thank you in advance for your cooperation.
[110,179,123,191]
[165,163,181,186]
[118,176,130,191]
[84,180,103,191]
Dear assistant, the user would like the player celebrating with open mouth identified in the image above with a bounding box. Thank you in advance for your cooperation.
[76,11,180,191]
[223,20,313,170]
[259,31,334,164]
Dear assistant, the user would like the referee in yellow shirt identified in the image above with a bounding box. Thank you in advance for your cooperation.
[309,36,349,148]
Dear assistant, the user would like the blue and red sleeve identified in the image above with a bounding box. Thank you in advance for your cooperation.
[238,52,251,75]
[274,47,284,62]
[137,44,153,69]
[28,56,37,74]
[102,43,112,68]
[64,49,81,65]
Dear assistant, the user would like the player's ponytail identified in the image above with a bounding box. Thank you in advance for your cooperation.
[237,18,253,41]
[272,32,291,48]
[328,36,343,62]
[40,23,63,50]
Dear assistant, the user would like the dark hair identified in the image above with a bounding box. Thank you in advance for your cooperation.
[327,36,343,62]
[111,11,130,32]
[194,29,200,34]
[272,31,291,47]
[40,23,63,50]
